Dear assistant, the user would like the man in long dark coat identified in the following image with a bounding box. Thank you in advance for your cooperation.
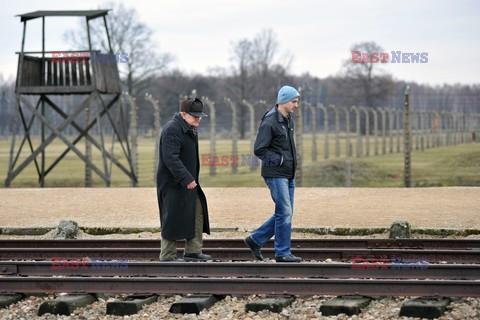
[156,98,210,261]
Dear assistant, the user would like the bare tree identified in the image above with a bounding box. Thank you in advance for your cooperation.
[64,2,173,96]
[343,41,390,108]
[230,39,253,138]
[250,29,293,93]
[232,39,253,100]
[339,41,394,134]
[229,29,294,138]
[250,29,279,77]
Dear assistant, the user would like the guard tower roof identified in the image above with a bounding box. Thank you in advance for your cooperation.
[17,10,109,22]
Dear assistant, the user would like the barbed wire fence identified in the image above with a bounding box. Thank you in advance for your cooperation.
[2,89,479,187]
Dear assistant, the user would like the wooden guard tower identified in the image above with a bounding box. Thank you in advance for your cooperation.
[5,10,137,187]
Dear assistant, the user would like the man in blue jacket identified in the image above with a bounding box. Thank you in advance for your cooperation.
[245,86,302,263]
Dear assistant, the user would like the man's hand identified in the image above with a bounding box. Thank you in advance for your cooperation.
[187,181,197,189]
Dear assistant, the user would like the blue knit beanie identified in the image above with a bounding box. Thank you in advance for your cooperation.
[277,85,300,104]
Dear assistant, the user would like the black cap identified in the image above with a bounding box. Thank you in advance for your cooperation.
[180,98,208,117]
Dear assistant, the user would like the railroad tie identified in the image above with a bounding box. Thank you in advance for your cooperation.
[37,294,96,316]
[245,296,295,313]
[320,296,372,316]
[106,295,158,316]
[399,297,451,319]
[0,294,24,308]
[169,295,220,314]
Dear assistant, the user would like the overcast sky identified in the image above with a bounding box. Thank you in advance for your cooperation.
[0,0,479,85]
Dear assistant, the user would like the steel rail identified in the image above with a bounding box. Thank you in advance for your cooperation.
[1,261,479,280]
[1,276,479,296]
[1,248,479,263]
[0,239,478,249]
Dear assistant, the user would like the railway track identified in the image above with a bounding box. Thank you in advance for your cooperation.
[1,239,479,298]
[0,238,479,262]
[2,260,480,279]
[1,247,478,262]
[2,276,479,296]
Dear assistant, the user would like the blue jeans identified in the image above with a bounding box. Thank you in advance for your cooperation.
[251,177,295,257]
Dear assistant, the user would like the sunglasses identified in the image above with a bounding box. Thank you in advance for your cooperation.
[188,113,202,120]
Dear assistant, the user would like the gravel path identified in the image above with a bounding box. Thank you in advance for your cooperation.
[0,187,479,229]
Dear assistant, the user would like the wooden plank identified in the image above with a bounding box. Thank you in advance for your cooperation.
[99,62,107,92]
[59,61,64,86]
[112,62,121,93]
[85,60,92,85]
[17,86,95,94]
[65,62,71,86]
[35,58,42,86]
[25,57,36,86]
[78,61,85,86]
[46,60,52,86]
[53,62,58,86]
[20,56,42,87]
[21,58,28,86]
[92,60,106,92]
[27,58,35,86]
[102,60,121,94]
[21,57,32,86]
[71,62,78,86]
[21,58,31,86]
[105,62,115,93]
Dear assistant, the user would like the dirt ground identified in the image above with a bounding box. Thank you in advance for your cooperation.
[0,187,479,230]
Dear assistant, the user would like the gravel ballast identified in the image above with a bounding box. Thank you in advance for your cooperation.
[1,294,479,319]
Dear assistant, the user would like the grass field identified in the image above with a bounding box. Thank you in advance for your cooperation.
[0,135,479,188]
